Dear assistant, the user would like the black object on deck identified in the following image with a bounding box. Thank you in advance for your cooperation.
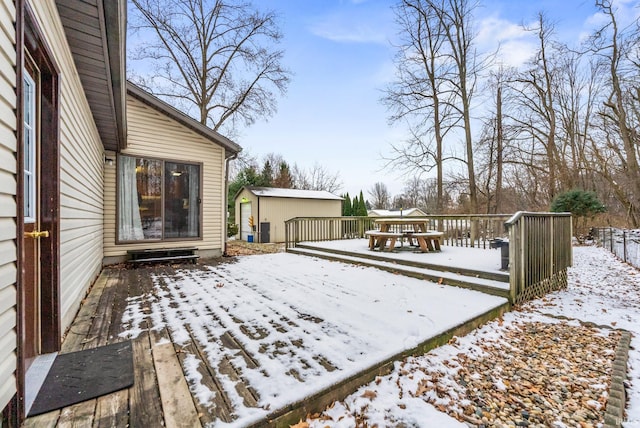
[28,341,134,417]
[490,239,510,271]
[127,246,199,264]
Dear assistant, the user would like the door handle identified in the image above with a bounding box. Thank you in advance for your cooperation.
[24,230,50,239]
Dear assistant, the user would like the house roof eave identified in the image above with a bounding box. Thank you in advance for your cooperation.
[56,0,127,151]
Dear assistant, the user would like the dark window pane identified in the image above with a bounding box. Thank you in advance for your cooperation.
[164,162,200,238]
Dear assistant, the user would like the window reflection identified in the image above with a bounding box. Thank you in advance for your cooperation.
[117,156,201,241]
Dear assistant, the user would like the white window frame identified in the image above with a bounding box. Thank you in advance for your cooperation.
[23,70,37,224]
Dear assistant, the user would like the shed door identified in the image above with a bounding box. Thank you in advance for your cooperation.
[240,202,252,241]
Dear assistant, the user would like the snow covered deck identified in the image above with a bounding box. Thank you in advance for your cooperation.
[301,238,505,274]
[24,251,509,427]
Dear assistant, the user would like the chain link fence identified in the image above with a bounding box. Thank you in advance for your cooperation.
[592,227,640,269]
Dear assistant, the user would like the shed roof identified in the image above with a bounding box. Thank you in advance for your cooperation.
[368,208,427,217]
[242,187,343,201]
[127,82,241,158]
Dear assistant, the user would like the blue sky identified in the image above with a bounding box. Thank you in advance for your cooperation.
[236,0,630,198]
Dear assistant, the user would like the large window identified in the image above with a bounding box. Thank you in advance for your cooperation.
[118,155,201,241]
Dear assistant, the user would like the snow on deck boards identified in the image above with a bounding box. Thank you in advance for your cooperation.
[121,253,507,426]
[24,252,507,428]
[303,238,504,274]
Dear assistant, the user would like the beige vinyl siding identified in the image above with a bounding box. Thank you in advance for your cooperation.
[30,0,104,330]
[0,0,15,412]
[259,198,342,243]
[103,96,226,260]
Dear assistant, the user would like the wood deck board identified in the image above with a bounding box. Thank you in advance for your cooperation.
[60,273,110,352]
[107,270,132,341]
[189,323,262,418]
[127,268,165,428]
[150,266,239,425]
[175,338,235,425]
[55,400,96,428]
[22,410,59,427]
[151,337,202,428]
[129,334,164,427]
[65,273,121,427]
[82,275,118,350]
[92,271,131,427]
[92,390,128,428]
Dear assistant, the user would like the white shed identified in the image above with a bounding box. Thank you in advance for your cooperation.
[234,187,343,243]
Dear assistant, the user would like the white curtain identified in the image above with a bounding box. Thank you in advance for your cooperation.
[118,156,144,240]
[187,164,199,236]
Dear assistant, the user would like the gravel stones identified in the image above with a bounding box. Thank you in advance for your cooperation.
[408,319,621,427]
[306,316,624,427]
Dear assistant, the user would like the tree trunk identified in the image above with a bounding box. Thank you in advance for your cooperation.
[495,85,503,214]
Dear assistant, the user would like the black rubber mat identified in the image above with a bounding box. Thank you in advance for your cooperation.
[28,341,134,416]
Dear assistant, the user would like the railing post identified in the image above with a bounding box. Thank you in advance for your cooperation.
[508,223,516,303]
[297,219,301,244]
[285,221,289,249]
[623,230,627,262]
[610,227,614,252]
[550,216,555,275]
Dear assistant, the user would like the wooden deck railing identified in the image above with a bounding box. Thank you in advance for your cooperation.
[505,212,573,304]
[284,214,512,250]
[284,216,376,249]
[285,213,574,304]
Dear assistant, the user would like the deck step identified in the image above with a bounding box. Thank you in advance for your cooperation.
[288,246,511,300]
[127,247,199,265]
[295,243,509,283]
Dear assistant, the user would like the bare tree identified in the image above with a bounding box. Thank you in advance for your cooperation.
[587,0,640,226]
[507,14,565,202]
[129,0,291,133]
[554,47,600,191]
[383,0,454,213]
[399,177,426,208]
[292,163,342,193]
[439,0,482,214]
[368,182,391,209]
[384,0,483,214]
[475,67,514,214]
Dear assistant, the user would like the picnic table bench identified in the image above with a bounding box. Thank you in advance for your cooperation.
[408,231,443,252]
[365,231,403,251]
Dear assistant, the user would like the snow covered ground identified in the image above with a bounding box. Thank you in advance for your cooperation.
[303,245,640,427]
